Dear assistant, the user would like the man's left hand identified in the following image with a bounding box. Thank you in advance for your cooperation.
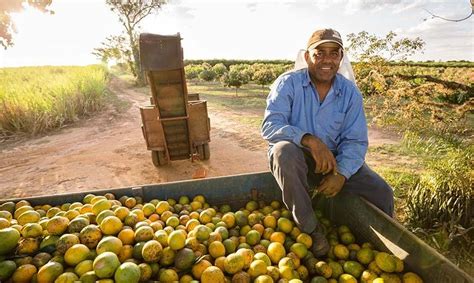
[317,173,346,197]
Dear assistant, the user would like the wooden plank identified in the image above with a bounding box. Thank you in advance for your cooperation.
[140,107,158,121]
[150,70,182,83]
[188,100,211,145]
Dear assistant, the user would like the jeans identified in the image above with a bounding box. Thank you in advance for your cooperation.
[269,141,394,234]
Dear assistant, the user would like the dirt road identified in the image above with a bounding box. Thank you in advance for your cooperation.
[0,77,398,200]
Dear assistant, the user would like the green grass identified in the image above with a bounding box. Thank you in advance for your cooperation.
[187,81,268,111]
[0,65,109,137]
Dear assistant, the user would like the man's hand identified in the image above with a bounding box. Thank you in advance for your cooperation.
[317,173,346,198]
[301,134,337,174]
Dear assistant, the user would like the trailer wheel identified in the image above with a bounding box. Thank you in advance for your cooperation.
[151,150,167,167]
[197,144,210,160]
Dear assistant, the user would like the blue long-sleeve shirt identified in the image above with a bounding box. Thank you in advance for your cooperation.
[261,68,368,180]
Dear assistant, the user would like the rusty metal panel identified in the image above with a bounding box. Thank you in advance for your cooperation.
[139,33,183,71]
[188,100,211,145]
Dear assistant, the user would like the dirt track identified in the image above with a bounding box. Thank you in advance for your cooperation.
[0,77,399,200]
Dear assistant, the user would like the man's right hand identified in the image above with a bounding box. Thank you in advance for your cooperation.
[301,134,337,175]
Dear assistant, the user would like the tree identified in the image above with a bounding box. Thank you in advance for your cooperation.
[228,64,252,83]
[223,67,249,95]
[97,0,166,85]
[347,31,425,67]
[198,69,216,82]
[346,31,425,95]
[0,0,53,49]
[185,64,204,81]
[92,35,134,72]
[212,63,228,80]
[252,67,276,93]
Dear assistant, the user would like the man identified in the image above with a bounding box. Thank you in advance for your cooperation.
[261,28,394,257]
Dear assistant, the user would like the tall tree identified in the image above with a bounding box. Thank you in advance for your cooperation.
[100,0,166,84]
[346,31,425,95]
[0,0,53,49]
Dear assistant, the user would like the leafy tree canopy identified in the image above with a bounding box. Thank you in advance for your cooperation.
[94,0,166,84]
[0,0,53,49]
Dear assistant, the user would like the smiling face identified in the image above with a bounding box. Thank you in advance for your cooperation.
[305,42,343,85]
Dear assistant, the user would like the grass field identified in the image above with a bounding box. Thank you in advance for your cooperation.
[0,65,109,138]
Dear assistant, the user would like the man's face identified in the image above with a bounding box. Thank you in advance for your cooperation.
[305,42,343,84]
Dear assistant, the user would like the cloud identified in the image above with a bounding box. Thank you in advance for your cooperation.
[401,17,474,60]
[171,5,196,19]
[246,2,258,12]
[344,0,427,14]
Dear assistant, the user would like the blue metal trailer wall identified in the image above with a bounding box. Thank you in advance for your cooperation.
[1,171,472,283]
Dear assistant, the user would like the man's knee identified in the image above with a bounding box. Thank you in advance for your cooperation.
[348,164,394,216]
[272,141,303,164]
[373,177,394,216]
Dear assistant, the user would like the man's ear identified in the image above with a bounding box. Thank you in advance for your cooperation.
[304,50,310,62]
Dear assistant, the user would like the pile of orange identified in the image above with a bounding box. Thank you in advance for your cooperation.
[0,194,423,282]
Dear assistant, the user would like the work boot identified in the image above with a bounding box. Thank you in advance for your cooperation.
[310,224,329,258]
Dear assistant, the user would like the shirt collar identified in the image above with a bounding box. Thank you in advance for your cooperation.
[303,68,343,96]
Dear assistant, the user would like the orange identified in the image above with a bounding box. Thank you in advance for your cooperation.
[224,253,245,274]
[141,240,163,262]
[248,259,268,278]
[290,242,308,259]
[270,231,286,244]
[100,216,123,235]
[118,245,134,263]
[221,212,236,228]
[192,259,212,279]
[236,248,254,269]
[267,242,286,264]
[64,244,90,266]
[201,266,225,283]
[118,228,135,245]
[209,241,226,258]
[263,215,277,229]
[333,244,350,260]
[296,233,312,249]
[168,230,186,250]
[246,230,261,246]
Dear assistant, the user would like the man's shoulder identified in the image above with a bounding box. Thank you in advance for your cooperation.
[280,68,306,80]
[272,68,307,87]
[335,74,361,98]
[336,73,357,89]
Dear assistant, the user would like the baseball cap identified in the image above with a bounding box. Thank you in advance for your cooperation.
[307,29,343,50]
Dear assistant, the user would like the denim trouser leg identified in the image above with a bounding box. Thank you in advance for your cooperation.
[342,163,394,217]
[269,141,395,234]
[269,141,318,234]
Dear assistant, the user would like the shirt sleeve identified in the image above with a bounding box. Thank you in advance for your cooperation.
[261,76,309,147]
[336,86,368,179]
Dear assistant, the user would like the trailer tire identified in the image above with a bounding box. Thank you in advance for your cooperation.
[197,144,210,160]
[151,150,167,167]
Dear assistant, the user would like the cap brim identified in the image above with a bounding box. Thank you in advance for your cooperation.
[307,40,343,50]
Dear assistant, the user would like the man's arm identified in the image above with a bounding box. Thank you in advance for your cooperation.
[336,87,368,180]
[316,86,367,198]
[261,76,308,146]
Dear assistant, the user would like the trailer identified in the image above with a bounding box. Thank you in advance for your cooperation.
[138,33,211,167]
[1,172,472,282]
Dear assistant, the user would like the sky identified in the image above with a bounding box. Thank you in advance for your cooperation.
[0,0,473,67]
